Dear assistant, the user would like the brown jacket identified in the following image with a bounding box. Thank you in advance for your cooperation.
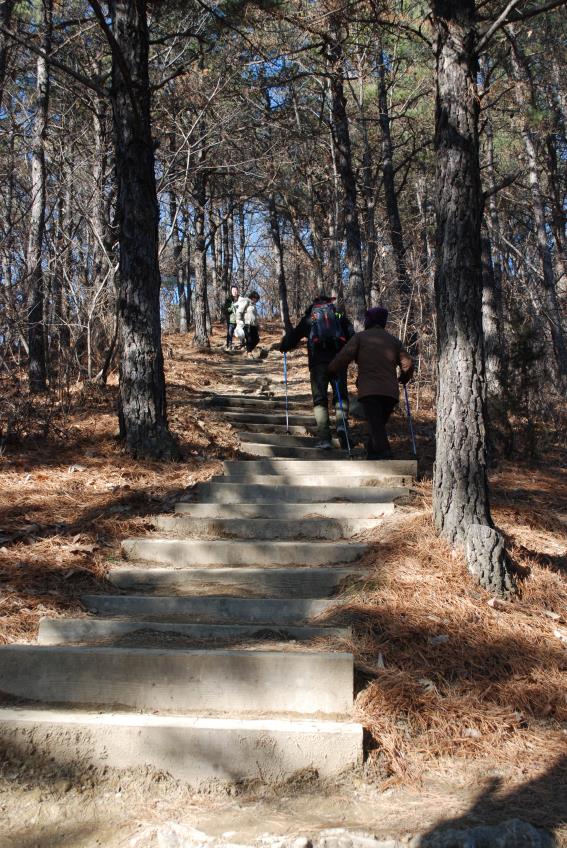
[328,326,414,400]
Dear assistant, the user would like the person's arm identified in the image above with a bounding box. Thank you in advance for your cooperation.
[279,315,309,352]
[341,313,355,341]
[398,343,414,384]
[328,333,359,376]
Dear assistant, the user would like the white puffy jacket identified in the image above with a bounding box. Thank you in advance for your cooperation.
[235,296,258,327]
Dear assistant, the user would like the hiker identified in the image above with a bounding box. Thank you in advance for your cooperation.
[235,290,261,354]
[224,284,239,350]
[278,292,353,450]
[328,306,414,460]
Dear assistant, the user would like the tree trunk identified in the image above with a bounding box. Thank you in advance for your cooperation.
[326,25,366,326]
[479,57,507,402]
[0,0,15,110]
[192,171,209,348]
[27,0,52,394]
[431,0,498,551]
[378,45,414,334]
[481,235,506,403]
[507,28,567,386]
[109,0,179,459]
[168,189,187,334]
[238,205,246,291]
[267,194,292,333]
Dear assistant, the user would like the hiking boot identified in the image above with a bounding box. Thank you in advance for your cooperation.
[314,439,333,450]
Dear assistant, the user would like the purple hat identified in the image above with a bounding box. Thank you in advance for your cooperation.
[364,307,388,329]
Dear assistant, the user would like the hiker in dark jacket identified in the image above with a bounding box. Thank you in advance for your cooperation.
[278,292,353,450]
[328,306,414,459]
[223,284,239,350]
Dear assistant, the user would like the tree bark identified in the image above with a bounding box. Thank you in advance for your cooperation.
[192,170,209,348]
[466,524,515,599]
[378,45,414,334]
[507,28,567,387]
[169,193,187,334]
[326,23,366,327]
[238,205,246,291]
[431,0,494,546]
[481,235,506,403]
[27,0,52,394]
[0,0,15,110]
[267,194,292,333]
[109,0,179,459]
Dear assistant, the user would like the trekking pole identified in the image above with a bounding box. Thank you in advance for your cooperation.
[403,384,417,457]
[334,379,352,457]
[283,352,290,434]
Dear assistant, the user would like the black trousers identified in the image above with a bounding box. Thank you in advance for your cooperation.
[361,395,397,459]
[244,325,259,352]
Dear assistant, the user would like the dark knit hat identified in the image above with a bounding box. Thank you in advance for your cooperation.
[364,306,388,329]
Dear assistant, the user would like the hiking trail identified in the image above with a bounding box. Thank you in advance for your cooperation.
[0,352,416,786]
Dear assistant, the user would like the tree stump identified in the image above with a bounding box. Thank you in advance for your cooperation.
[465,524,517,598]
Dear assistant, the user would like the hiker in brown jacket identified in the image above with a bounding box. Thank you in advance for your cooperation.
[328,306,414,459]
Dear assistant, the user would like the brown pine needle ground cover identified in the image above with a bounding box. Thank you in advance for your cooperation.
[0,327,565,809]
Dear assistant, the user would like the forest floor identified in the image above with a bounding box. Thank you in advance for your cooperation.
[0,324,566,847]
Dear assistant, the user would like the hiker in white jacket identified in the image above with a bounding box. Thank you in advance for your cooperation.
[235,290,260,353]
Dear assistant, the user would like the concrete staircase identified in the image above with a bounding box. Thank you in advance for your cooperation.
[0,353,416,787]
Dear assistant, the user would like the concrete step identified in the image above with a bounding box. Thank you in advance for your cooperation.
[209,394,313,407]
[236,422,312,435]
[108,565,364,595]
[225,459,418,478]
[152,515,383,541]
[37,618,351,645]
[224,412,315,426]
[0,646,353,714]
[195,482,409,504]
[174,502,395,519]
[0,710,363,784]
[82,595,339,625]
[240,444,351,459]
[238,431,340,448]
[120,539,368,567]
[214,473,409,487]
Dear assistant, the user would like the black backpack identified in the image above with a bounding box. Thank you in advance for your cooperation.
[308,302,346,352]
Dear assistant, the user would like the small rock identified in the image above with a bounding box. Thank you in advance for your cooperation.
[429,635,449,646]
[543,610,561,622]
[462,727,482,739]
[293,838,312,848]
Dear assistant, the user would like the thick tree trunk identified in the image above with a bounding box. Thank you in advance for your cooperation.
[378,46,414,333]
[0,0,15,110]
[267,194,292,333]
[109,0,178,459]
[431,0,494,546]
[27,0,51,394]
[326,26,366,326]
